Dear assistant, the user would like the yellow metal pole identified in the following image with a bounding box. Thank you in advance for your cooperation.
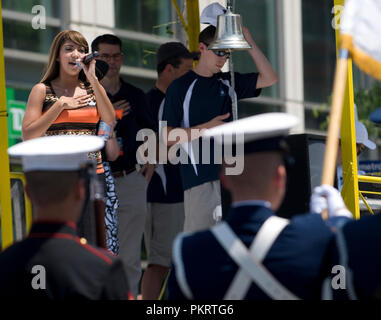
[171,0,188,33]
[0,0,14,248]
[171,0,200,54]
[185,0,200,54]
[358,175,381,184]
[333,0,359,219]
[359,192,374,215]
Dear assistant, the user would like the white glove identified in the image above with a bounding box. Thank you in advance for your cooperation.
[310,184,353,219]
[213,205,222,223]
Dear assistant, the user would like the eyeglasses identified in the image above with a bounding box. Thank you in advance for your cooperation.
[99,53,123,61]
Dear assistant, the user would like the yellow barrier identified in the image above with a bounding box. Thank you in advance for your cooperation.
[358,175,381,184]
[334,0,359,219]
[0,0,14,249]
[359,192,374,215]
[357,175,381,215]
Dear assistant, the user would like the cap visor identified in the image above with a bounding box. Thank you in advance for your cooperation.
[365,139,377,150]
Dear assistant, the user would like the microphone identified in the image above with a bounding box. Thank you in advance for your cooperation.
[76,51,99,69]
[83,51,99,64]
[75,51,108,80]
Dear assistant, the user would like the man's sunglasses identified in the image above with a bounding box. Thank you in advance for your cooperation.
[212,50,231,58]
[202,42,230,58]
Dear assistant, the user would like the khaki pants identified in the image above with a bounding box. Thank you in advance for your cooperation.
[183,180,221,232]
[114,170,148,298]
[144,202,185,267]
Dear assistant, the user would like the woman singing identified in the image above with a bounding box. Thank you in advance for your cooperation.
[22,30,116,245]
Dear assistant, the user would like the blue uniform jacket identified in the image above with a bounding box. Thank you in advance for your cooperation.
[328,214,381,300]
[168,204,334,300]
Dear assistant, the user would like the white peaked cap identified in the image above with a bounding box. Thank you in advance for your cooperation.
[203,112,298,147]
[200,2,226,27]
[8,135,104,172]
[355,121,376,150]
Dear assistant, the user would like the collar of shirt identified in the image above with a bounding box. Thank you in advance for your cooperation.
[29,220,78,237]
[225,201,274,231]
[231,200,272,209]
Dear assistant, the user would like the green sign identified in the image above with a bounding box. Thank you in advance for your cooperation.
[6,87,27,147]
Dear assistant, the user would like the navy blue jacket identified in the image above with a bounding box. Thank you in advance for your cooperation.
[168,204,334,300]
[327,214,381,300]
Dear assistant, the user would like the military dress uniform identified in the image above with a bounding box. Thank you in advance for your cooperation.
[323,214,381,300]
[0,221,130,299]
[167,112,337,300]
[1,135,131,300]
[168,202,334,300]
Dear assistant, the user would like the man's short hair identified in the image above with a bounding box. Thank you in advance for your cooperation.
[91,34,122,52]
[26,171,81,206]
[199,25,217,45]
[157,56,184,74]
[156,42,197,74]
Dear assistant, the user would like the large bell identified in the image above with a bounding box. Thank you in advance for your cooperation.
[208,6,252,51]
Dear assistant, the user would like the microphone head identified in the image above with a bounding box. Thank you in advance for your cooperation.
[95,59,109,81]
[83,51,99,64]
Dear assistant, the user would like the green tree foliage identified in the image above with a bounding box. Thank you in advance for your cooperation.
[313,83,381,141]
[354,84,381,140]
